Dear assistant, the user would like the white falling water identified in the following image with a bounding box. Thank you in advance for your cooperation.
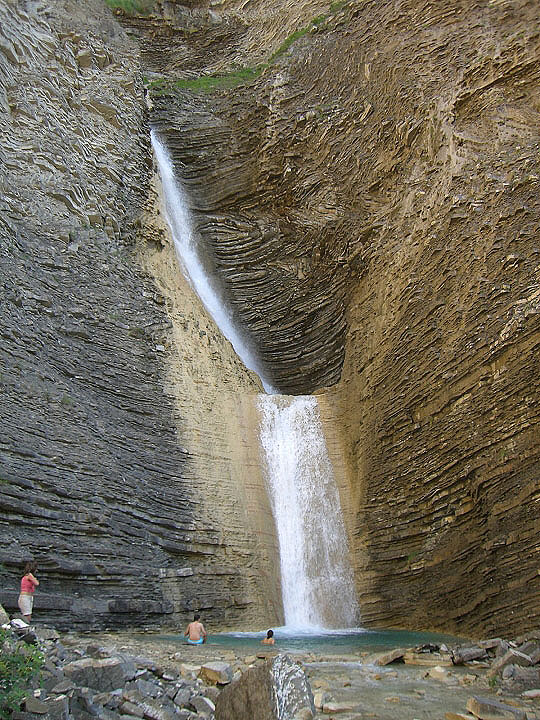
[258,394,359,630]
[152,130,359,630]
[151,129,275,393]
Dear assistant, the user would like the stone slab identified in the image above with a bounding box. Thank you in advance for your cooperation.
[466,695,527,720]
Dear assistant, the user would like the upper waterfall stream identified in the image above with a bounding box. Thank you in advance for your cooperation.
[151,130,274,393]
[152,131,359,630]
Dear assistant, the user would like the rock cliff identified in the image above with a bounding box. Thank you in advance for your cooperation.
[0,0,538,638]
[0,0,280,630]
[135,0,540,636]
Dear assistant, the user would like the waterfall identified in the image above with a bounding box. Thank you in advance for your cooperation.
[151,129,275,393]
[152,130,359,630]
[258,394,359,630]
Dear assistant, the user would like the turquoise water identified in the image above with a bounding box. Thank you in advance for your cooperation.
[156,627,466,655]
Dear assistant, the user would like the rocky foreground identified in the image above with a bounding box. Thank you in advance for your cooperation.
[3,618,540,720]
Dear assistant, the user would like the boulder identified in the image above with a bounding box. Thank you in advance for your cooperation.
[0,603,9,624]
[488,649,533,677]
[199,661,233,685]
[272,654,315,719]
[466,696,526,720]
[366,647,406,665]
[403,650,453,666]
[215,653,315,720]
[321,700,355,714]
[426,665,454,683]
[173,687,192,707]
[189,695,215,716]
[478,639,508,656]
[63,656,137,691]
[44,694,70,720]
[24,696,48,714]
[452,646,489,664]
[501,665,540,683]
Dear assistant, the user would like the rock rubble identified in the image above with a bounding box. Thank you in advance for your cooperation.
[3,617,540,720]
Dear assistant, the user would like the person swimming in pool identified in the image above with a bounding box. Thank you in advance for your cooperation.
[184,614,207,645]
[261,629,275,645]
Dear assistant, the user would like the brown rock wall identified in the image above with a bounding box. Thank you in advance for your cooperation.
[1,0,538,639]
[140,0,540,635]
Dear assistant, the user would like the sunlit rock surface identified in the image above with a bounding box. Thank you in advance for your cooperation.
[137,0,540,636]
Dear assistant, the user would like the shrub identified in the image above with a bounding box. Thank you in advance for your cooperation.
[0,630,44,720]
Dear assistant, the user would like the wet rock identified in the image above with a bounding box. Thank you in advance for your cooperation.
[215,653,314,720]
[366,647,407,665]
[272,654,315,720]
[426,666,455,683]
[404,650,454,666]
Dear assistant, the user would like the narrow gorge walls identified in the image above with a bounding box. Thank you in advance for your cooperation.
[1,0,539,638]
[136,0,540,636]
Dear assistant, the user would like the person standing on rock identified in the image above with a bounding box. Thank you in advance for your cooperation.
[184,613,207,645]
[18,561,39,624]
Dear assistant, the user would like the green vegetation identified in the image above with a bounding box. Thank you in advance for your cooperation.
[269,27,312,61]
[146,1,351,95]
[147,64,268,95]
[104,0,153,15]
[0,630,44,720]
[330,0,348,12]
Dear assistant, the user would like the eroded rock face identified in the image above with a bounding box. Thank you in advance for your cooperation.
[215,653,315,720]
[133,0,540,635]
[0,0,538,638]
[0,0,280,630]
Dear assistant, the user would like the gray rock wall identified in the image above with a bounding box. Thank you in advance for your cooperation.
[0,0,280,631]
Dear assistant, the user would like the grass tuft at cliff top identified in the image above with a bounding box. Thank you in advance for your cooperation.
[145,65,268,95]
[145,1,351,95]
[104,0,154,15]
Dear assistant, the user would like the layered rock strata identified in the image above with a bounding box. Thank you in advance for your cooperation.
[0,0,280,630]
[135,0,539,636]
[0,0,538,639]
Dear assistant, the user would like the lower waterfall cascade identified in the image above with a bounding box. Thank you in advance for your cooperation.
[258,394,359,630]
